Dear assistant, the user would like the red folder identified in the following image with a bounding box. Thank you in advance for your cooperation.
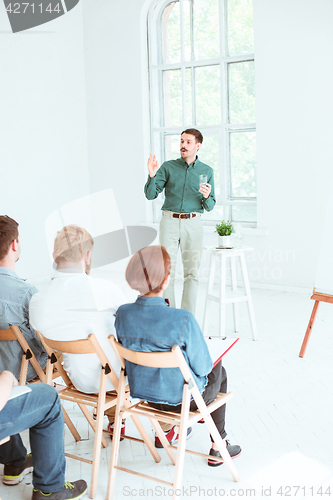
[205,337,239,368]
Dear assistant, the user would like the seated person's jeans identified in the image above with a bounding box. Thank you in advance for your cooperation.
[0,383,66,493]
[149,362,227,440]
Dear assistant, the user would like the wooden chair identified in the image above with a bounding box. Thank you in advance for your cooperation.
[107,336,240,500]
[34,330,82,445]
[39,332,160,499]
[0,325,47,384]
[0,326,79,445]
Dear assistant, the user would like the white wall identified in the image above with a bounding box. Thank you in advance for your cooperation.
[82,0,148,229]
[3,0,333,289]
[0,3,90,281]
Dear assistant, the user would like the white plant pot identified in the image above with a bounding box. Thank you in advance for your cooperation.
[218,235,232,248]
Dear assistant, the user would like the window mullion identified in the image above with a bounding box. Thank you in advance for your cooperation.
[191,0,196,126]
[226,123,256,131]
[152,58,220,70]
[190,0,195,61]
[223,53,255,63]
[180,0,186,127]
[192,68,196,126]
[219,0,228,218]
[152,55,254,70]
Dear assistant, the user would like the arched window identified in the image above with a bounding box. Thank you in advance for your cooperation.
[147,0,256,224]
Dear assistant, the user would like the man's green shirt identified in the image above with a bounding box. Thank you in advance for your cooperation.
[144,157,216,214]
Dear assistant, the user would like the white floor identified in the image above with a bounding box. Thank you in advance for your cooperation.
[1,275,333,500]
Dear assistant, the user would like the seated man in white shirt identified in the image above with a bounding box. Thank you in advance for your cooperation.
[29,224,127,435]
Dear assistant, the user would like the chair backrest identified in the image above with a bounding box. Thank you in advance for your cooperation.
[0,325,46,383]
[109,335,194,387]
[39,336,95,355]
[0,328,16,341]
[34,330,72,386]
[40,332,120,391]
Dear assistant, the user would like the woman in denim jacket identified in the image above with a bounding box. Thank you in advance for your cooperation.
[115,245,241,466]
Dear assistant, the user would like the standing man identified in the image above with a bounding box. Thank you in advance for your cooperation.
[144,129,216,314]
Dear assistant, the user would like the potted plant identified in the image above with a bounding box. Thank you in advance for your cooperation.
[215,220,233,248]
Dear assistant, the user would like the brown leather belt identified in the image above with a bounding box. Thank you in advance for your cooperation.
[172,213,196,219]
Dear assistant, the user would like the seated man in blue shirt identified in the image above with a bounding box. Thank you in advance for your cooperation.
[115,245,241,466]
[0,215,48,381]
[0,370,87,499]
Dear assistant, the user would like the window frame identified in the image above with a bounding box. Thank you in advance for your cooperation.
[147,0,256,226]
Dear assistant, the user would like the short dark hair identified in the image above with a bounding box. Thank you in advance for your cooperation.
[0,216,19,260]
[181,128,203,144]
[125,245,171,295]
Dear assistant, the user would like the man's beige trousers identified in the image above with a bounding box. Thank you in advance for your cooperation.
[159,213,203,315]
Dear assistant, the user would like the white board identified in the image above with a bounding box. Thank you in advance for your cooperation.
[314,182,333,295]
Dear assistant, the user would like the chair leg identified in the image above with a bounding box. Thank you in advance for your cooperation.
[172,384,191,499]
[62,407,81,442]
[150,418,175,465]
[202,252,216,334]
[89,371,108,499]
[78,403,108,448]
[202,411,239,482]
[129,413,161,464]
[192,386,240,482]
[106,370,127,500]
[45,358,53,385]
[19,357,28,385]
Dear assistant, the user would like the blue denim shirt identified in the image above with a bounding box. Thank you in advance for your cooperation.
[115,296,213,405]
[0,267,48,381]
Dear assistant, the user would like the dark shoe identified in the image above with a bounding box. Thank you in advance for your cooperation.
[155,425,192,448]
[107,421,125,441]
[32,480,87,500]
[3,453,33,485]
[208,440,241,467]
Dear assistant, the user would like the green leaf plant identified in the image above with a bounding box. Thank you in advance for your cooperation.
[215,220,234,236]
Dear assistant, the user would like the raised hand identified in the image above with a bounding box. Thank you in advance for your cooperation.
[147,154,159,178]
